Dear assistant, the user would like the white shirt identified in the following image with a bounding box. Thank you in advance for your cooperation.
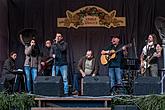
[142,42,154,55]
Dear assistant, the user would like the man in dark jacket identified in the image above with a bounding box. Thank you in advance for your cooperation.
[101,36,127,90]
[50,32,68,96]
[72,50,99,95]
[40,40,53,76]
[2,51,17,93]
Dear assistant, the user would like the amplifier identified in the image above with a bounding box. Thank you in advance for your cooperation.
[33,76,64,96]
[81,76,110,96]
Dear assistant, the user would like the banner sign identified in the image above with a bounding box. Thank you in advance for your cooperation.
[57,6,126,29]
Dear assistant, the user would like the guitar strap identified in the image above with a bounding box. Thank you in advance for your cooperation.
[111,44,121,51]
[145,44,157,64]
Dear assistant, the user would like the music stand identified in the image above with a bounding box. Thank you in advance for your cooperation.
[122,58,140,94]
[155,16,165,94]
[13,69,26,92]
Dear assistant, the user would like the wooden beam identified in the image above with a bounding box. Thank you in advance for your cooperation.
[31,107,111,110]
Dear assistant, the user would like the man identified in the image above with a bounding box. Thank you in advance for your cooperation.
[140,34,162,77]
[72,50,99,95]
[2,51,17,93]
[101,36,127,90]
[50,32,69,96]
[40,40,53,76]
[24,39,40,93]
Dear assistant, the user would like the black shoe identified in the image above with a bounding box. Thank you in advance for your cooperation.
[72,90,78,95]
[64,93,69,97]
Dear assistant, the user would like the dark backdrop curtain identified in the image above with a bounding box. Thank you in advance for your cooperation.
[4,0,165,80]
[0,0,9,76]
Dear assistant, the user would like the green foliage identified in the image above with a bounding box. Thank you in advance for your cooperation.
[0,92,35,110]
[112,95,165,110]
[1,91,165,110]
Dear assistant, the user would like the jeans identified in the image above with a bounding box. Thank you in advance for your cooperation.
[109,67,122,88]
[24,66,37,93]
[55,65,68,94]
[52,65,55,76]
[72,73,81,92]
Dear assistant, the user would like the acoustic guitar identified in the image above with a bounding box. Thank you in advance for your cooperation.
[100,43,132,65]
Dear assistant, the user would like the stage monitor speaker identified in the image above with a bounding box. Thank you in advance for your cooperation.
[81,76,110,96]
[33,76,64,96]
[114,105,139,110]
[133,76,161,95]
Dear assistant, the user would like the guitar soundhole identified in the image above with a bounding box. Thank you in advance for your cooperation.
[106,55,109,60]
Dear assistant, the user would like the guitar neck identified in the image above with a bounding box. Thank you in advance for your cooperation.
[115,48,123,53]
[45,57,54,63]
[148,53,156,63]
[114,43,131,53]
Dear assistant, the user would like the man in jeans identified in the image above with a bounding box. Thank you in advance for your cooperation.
[101,36,127,92]
[72,50,99,95]
[50,32,69,96]
[24,39,40,93]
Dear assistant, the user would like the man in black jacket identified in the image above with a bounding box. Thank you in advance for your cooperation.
[50,33,68,96]
[2,51,17,93]
[40,40,53,76]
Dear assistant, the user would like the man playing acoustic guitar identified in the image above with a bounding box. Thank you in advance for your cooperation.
[101,36,127,91]
[140,34,162,77]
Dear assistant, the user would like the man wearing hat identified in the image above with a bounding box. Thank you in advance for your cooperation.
[101,36,127,92]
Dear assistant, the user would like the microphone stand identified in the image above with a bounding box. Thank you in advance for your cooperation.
[53,54,56,76]
[157,28,165,94]
[160,39,165,94]
[145,41,149,76]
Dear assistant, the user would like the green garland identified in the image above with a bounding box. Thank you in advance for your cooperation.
[112,94,165,110]
[0,92,35,110]
[1,92,165,110]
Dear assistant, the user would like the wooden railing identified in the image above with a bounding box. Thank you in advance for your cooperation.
[34,96,112,109]
[31,107,112,110]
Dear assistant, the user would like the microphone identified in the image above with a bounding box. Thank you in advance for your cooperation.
[53,39,59,44]
[145,40,148,43]
[31,45,35,49]
[53,39,57,45]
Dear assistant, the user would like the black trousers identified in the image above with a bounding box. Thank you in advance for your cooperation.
[4,74,24,94]
[4,77,15,94]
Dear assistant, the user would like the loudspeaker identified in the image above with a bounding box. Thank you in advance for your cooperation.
[114,105,139,110]
[133,76,161,95]
[33,76,64,96]
[81,76,110,96]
